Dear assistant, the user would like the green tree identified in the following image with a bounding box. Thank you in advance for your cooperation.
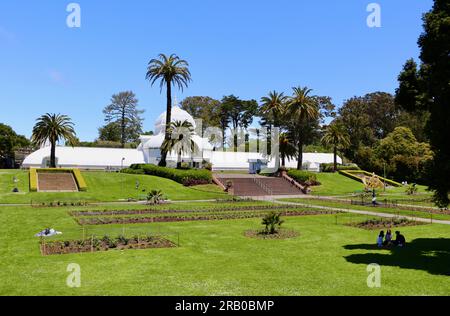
[221,95,258,152]
[337,92,399,161]
[279,133,297,167]
[374,127,433,183]
[417,0,450,207]
[98,122,122,142]
[321,122,350,172]
[161,120,199,169]
[103,91,144,147]
[31,114,77,168]
[260,91,288,168]
[286,87,320,169]
[0,124,30,168]
[180,96,221,134]
[146,54,191,167]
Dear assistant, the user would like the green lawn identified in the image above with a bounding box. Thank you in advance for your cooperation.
[310,173,430,197]
[0,170,229,204]
[279,198,450,221]
[0,202,449,296]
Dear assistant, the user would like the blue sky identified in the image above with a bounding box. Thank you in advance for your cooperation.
[0,0,433,141]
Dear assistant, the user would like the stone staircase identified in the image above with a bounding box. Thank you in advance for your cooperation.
[37,172,79,192]
[215,174,304,197]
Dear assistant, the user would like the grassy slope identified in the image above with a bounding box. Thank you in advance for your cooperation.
[0,203,449,296]
[0,170,228,204]
[311,173,430,197]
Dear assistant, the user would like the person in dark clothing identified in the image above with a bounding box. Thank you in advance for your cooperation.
[393,231,406,247]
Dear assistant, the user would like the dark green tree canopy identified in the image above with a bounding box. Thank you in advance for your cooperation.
[102,91,144,147]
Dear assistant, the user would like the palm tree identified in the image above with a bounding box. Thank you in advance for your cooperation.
[287,87,319,170]
[260,91,287,170]
[279,133,298,167]
[262,212,284,235]
[321,122,350,172]
[161,120,199,169]
[146,54,191,167]
[31,113,77,168]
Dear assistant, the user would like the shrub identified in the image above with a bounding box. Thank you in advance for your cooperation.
[261,212,284,235]
[123,164,212,186]
[287,170,320,186]
[147,189,165,205]
[321,163,360,173]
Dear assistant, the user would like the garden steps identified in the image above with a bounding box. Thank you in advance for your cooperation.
[214,174,304,196]
[37,172,79,192]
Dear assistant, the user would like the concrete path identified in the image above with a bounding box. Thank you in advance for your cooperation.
[272,199,450,225]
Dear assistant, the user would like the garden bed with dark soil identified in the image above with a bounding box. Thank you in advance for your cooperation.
[74,209,338,225]
[244,229,299,240]
[346,218,426,230]
[40,235,176,255]
[69,204,304,217]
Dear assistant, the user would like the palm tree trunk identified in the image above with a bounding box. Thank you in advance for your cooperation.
[50,140,56,168]
[333,146,337,173]
[177,150,181,169]
[159,82,172,167]
[297,140,303,170]
[282,155,286,167]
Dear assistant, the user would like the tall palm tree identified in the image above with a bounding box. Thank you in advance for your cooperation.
[287,87,319,170]
[260,91,287,170]
[321,122,350,172]
[146,54,191,167]
[279,133,298,167]
[161,120,199,169]
[31,113,77,168]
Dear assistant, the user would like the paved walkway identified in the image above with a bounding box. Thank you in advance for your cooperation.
[272,199,450,225]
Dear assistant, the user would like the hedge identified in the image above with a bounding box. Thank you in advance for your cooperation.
[72,169,88,191]
[287,170,318,184]
[29,168,38,192]
[124,164,212,186]
[339,170,402,187]
[321,163,360,173]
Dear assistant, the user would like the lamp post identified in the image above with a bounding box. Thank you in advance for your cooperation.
[383,162,386,192]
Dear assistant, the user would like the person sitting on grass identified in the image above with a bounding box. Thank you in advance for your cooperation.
[377,231,385,248]
[393,231,406,247]
[383,229,392,246]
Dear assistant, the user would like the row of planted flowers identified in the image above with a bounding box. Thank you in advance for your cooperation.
[74,209,339,225]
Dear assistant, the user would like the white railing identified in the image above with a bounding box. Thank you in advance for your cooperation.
[253,178,273,196]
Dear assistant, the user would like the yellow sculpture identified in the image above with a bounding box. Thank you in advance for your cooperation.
[362,172,384,190]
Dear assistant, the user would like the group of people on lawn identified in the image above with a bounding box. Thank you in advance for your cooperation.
[377,230,406,248]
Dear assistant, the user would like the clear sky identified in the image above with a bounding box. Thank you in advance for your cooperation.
[0,0,433,141]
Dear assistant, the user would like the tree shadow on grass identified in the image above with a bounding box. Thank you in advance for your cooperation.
[343,238,450,276]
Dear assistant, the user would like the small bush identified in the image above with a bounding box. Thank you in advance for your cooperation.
[287,170,320,186]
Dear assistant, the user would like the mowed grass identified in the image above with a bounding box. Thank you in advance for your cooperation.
[279,198,450,221]
[311,173,431,198]
[0,170,229,204]
[0,203,449,296]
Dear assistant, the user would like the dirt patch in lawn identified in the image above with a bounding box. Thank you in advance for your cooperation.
[244,229,299,240]
[346,218,426,230]
[40,235,176,256]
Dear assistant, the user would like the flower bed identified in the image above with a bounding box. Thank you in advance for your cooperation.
[244,229,299,240]
[69,204,313,217]
[346,218,426,230]
[40,235,176,256]
[74,209,338,225]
